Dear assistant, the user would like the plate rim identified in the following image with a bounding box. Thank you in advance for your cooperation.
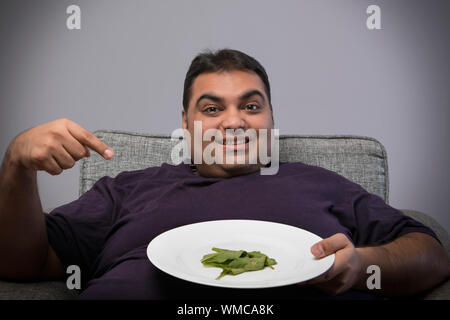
[147,219,335,289]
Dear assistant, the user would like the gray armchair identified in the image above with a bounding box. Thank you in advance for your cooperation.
[1,131,448,299]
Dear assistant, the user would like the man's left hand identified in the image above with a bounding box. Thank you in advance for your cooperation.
[303,233,363,295]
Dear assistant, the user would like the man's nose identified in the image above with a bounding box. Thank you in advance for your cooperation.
[220,108,245,130]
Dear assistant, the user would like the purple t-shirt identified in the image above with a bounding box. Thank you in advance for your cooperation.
[45,162,437,300]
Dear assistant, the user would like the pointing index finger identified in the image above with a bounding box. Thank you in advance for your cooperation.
[66,121,114,159]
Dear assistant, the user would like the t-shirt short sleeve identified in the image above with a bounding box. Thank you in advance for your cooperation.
[45,176,119,280]
[331,177,439,247]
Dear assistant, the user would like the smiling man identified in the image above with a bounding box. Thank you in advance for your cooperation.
[0,49,448,300]
[181,57,276,178]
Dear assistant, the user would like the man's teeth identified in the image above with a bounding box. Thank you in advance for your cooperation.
[221,138,248,145]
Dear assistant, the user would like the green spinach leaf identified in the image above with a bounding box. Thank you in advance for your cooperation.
[201,248,277,279]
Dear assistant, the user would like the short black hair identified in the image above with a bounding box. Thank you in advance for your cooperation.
[183,49,271,113]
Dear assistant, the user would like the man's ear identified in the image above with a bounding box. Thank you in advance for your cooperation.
[182,109,187,130]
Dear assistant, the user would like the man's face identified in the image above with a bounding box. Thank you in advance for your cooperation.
[182,70,274,178]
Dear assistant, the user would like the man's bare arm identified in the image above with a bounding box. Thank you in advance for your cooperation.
[355,232,450,296]
[0,118,113,280]
[0,154,52,280]
[308,232,449,296]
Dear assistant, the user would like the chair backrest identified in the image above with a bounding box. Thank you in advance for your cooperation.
[80,131,389,203]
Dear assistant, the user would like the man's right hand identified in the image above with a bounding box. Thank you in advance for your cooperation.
[7,118,114,175]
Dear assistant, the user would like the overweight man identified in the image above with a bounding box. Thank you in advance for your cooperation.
[0,49,448,299]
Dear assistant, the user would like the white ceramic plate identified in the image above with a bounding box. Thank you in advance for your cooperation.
[147,220,334,289]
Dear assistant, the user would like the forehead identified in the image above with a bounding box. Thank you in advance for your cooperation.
[190,70,266,101]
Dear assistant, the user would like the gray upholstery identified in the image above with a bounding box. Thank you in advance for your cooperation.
[1,131,448,300]
[0,281,78,300]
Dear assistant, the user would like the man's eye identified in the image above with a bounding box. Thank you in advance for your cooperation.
[245,104,260,111]
[204,106,219,114]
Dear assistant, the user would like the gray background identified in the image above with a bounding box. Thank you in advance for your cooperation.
[1,0,449,232]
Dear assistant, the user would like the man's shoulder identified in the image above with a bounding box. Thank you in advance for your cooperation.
[113,162,184,180]
[114,165,161,179]
[278,161,366,197]
[280,161,348,181]
[94,163,185,191]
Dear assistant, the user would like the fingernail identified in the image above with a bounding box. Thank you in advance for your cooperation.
[104,149,114,159]
[311,244,324,257]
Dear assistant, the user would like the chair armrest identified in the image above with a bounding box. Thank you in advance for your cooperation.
[419,279,450,300]
[0,280,78,300]
[401,209,450,258]
[401,209,450,300]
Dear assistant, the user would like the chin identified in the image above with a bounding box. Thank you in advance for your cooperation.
[218,163,261,175]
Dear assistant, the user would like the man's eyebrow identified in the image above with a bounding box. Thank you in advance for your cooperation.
[195,89,266,108]
[195,94,225,108]
[239,90,266,103]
